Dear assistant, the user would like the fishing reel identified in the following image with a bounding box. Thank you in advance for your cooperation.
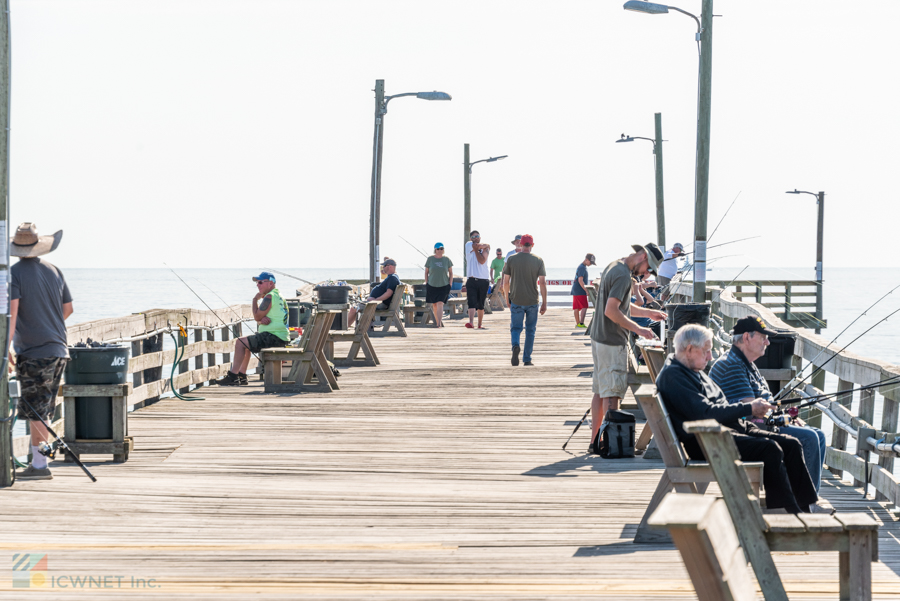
[37,440,64,460]
[765,406,799,428]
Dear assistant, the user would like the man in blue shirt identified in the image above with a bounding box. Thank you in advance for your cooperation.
[348,259,400,327]
[571,253,594,328]
[710,316,828,495]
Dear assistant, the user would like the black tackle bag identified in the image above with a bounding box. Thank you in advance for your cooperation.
[592,410,636,458]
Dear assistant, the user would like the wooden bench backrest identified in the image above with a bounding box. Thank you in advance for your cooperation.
[355,301,378,334]
[640,346,667,382]
[386,283,406,312]
[642,392,691,469]
[648,494,757,601]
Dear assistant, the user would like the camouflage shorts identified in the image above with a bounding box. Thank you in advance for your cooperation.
[15,356,67,422]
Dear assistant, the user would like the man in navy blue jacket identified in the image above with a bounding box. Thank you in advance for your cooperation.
[657,324,818,514]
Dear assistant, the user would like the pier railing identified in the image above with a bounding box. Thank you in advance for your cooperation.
[706,279,824,330]
[10,306,256,458]
[671,280,900,504]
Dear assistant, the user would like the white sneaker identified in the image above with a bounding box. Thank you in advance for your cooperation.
[810,500,835,514]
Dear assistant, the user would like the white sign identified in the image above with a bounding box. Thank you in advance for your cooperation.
[0,222,6,265]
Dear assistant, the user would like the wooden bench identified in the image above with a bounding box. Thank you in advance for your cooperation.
[325,300,380,367]
[402,302,434,327]
[371,283,407,337]
[633,384,764,544]
[446,297,467,318]
[261,309,339,393]
[685,419,879,601]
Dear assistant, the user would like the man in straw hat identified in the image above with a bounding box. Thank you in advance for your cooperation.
[9,223,72,480]
[587,243,667,454]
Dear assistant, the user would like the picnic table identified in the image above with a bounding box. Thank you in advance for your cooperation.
[325,301,380,367]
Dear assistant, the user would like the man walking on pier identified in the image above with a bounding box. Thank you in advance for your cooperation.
[216,272,289,386]
[9,223,73,480]
[501,234,547,366]
[589,243,666,451]
[572,253,594,328]
[465,231,491,329]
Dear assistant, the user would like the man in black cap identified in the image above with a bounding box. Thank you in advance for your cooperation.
[348,259,400,328]
[9,222,72,480]
[711,316,828,499]
[588,243,667,451]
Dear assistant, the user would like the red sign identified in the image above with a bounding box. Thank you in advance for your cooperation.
[546,280,573,286]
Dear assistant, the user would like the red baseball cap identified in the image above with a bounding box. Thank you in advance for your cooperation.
[520,234,534,245]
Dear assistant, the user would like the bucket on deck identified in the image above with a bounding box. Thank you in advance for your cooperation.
[451,277,463,291]
[665,303,711,333]
[65,345,130,440]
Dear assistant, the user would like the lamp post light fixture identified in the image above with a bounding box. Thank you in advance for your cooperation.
[623,0,713,302]
[786,189,825,333]
[615,114,667,247]
[463,145,508,273]
[369,80,452,283]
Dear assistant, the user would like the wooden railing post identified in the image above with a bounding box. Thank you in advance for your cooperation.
[221,326,231,365]
[784,282,792,322]
[193,328,204,388]
[855,387,876,489]
[807,368,825,429]
[878,397,899,501]
[829,379,854,479]
[131,340,143,389]
[755,282,762,304]
[206,329,215,384]
[142,333,163,406]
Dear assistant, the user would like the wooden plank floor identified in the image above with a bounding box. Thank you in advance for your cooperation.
[3,309,900,599]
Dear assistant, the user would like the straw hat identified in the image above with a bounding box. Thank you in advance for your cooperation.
[10,222,63,258]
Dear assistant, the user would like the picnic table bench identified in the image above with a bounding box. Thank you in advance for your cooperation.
[446,297,467,318]
[261,309,340,393]
[325,301,380,367]
[371,283,407,337]
[402,303,435,327]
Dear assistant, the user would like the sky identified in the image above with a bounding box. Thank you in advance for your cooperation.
[7,0,900,273]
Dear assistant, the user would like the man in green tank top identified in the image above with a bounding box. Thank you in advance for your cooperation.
[216,271,289,386]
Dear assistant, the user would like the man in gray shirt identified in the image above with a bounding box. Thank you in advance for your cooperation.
[9,223,73,480]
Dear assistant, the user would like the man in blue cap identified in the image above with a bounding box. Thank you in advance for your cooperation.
[215,271,290,386]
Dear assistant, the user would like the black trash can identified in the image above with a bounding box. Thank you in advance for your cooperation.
[314,285,351,305]
[65,345,129,440]
[413,284,427,307]
[665,302,711,333]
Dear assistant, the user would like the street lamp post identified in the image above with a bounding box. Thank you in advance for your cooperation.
[463,144,507,274]
[369,80,451,283]
[786,189,825,334]
[615,112,666,247]
[624,0,714,302]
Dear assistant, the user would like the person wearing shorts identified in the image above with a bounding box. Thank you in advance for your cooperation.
[216,271,290,386]
[571,253,594,327]
[588,243,667,454]
[424,243,453,328]
[464,230,491,329]
[9,222,73,481]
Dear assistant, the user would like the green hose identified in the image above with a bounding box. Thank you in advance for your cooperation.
[168,330,205,401]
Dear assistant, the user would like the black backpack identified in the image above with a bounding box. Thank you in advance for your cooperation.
[592,410,636,458]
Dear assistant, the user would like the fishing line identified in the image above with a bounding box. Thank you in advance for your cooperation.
[774,374,900,410]
[710,266,749,303]
[398,234,430,259]
[266,268,315,286]
[194,277,258,334]
[707,191,742,243]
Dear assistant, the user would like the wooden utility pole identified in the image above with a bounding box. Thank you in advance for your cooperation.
[692,0,713,302]
[463,143,471,275]
[368,79,385,284]
[653,113,665,248]
[0,0,12,488]
[815,191,825,334]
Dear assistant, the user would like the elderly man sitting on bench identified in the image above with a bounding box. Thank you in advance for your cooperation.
[348,258,400,328]
[710,316,828,494]
[657,324,820,514]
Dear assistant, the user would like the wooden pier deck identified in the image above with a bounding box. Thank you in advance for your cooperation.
[3,309,900,599]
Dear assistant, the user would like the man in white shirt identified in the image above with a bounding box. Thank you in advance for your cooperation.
[505,235,522,262]
[465,230,491,329]
[657,242,686,288]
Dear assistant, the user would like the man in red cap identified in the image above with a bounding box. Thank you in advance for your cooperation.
[501,234,547,366]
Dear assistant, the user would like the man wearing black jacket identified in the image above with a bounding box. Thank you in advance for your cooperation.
[656,324,818,514]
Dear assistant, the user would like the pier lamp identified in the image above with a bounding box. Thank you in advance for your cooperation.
[615,116,667,247]
[786,189,825,333]
[369,80,452,283]
[463,146,508,273]
[623,0,714,302]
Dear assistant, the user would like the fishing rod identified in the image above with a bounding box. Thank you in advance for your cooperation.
[773,303,900,403]
[398,234,429,259]
[772,374,900,412]
[266,268,315,286]
[681,236,761,256]
[164,264,261,362]
[20,396,96,482]
[562,407,592,451]
[707,191,741,243]
[771,279,900,401]
[194,277,258,334]
[710,265,749,303]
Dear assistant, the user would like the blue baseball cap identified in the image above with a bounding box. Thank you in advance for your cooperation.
[252,271,276,282]
[434,242,444,249]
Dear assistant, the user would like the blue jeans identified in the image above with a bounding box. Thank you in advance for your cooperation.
[510,303,539,362]
[780,425,827,493]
